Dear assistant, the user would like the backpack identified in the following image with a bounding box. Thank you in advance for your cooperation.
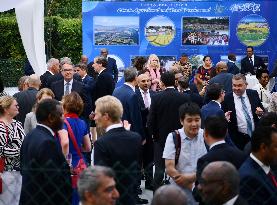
[171,130,181,165]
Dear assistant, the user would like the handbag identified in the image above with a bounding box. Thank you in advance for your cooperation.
[64,119,87,189]
[0,121,9,194]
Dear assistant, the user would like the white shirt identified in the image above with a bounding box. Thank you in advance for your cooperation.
[233,92,254,134]
[211,100,221,109]
[253,83,271,111]
[249,54,254,66]
[37,123,55,136]
[209,140,225,150]
[98,68,105,75]
[81,74,87,81]
[124,83,135,92]
[250,153,270,174]
[106,123,123,132]
[64,79,73,95]
[163,128,207,177]
[139,88,151,108]
[223,195,239,205]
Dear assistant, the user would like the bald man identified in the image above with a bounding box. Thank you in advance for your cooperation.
[135,73,156,190]
[197,161,248,205]
[209,61,233,93]
[151,185,188,205]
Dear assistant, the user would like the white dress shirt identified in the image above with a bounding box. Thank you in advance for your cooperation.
[253,83,271,111]
[124,83,135,92]
[64,79,73,95]
[233,92,254,134]
[139,88,151,108]
[106,123,123,132]
[209,140,225,150]
[223,195,239,205]
[250,153,270,174]
[37,123,55,136]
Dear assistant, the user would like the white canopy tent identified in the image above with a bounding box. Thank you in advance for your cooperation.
[0,0,46,76]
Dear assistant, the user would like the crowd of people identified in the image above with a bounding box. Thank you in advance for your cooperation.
[0,45,276,205]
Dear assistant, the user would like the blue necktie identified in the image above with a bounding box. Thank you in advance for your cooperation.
[240,96,253,137]
[65,82,70,95]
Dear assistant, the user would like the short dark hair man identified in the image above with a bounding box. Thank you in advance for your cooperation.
[100,48,118,82]
[241,46,266,75]
[227,53,240,75]
[198,161,247,205]
[78,166,119,205]
[151,185,188,205]
[239,126,277,204]
[20,99,72,205]
[147,71,190,191]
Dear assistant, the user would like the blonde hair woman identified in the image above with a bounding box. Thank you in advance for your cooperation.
[145,54,162,91]
[0,96,25,204]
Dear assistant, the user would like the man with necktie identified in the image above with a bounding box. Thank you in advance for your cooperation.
[222,74,264,150]
[136,73,156,190]
[241,46,266,75]
[239,126,277,205]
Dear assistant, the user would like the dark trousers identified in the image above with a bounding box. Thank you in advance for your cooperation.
[143,139,154,186]
[153,142,165,191]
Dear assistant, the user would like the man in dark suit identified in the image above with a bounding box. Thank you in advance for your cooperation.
[147,71,190,191]
[136,73,155,190]
[241,46,266,75]
[239,126,277,205]
[93,96,142,205]
[40,58,60,89]
[91,57,115,112]
[100,48,118,82]
[209,61,233,93]
[197,116,246,178]
[51,63,91,119]
[222,74,264,150]
[113,67,144,141]
[227,53,240,75]
[20,99,72,205]
[198,161,248,205]
[14,74,40,124]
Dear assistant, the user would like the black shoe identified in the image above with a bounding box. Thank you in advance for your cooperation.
[136,197,148,204]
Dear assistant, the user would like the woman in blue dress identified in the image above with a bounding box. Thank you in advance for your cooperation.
[59,92,91,205]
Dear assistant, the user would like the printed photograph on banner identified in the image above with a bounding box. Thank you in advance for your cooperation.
[93,16,139,45]
[182,16,229,46]
[131,55,176,71]
[145,16,176,47]
[237,14,269,47]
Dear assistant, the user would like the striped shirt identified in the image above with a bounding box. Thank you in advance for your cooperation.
[0,120,25,171]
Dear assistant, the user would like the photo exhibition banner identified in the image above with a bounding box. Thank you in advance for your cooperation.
[82,0,277,81]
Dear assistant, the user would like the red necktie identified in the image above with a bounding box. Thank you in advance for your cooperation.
[268,171,277,187]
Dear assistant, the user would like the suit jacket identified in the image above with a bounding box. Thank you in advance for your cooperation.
[196,143,246,180]
[107,57,119,82]
[82,74,93,85]
[209,72,233,93]
[135,89,155,139]
[47,73,81,88]
[201,101,224,123]
[113,84,145,140]
[13,87,38,125]
[51,79,91,118]
[194,143,247,204]
[184,90,203,108]
[94,127,141,205]
[91,69,115,110]
[241,55,266,75]
[234,195,249,205]
[20,125,72,205]
[227,61,240,75]
[40,70,53,89]
[147,88,190,146]
[222,90,264,148]
[239,157,277,205]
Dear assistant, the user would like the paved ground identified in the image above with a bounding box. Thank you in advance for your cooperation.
[140,180,153,205]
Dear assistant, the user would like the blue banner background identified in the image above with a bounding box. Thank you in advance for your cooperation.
[82,1,277,75]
